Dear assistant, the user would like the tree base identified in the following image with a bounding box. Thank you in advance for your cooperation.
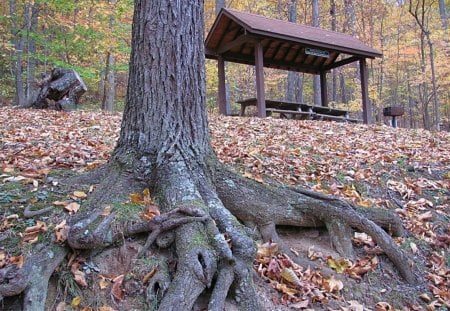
[0,156,422,310]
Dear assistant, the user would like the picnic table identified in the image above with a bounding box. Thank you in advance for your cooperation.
[236,98,360,123]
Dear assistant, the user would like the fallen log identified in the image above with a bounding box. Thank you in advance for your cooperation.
[30,68,87,111]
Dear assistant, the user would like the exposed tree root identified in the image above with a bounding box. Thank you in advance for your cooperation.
[0,244,67,311]
[1,158,421,310]
[23,205,54,218]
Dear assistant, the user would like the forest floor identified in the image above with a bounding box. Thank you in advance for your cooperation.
[0,106,449,310]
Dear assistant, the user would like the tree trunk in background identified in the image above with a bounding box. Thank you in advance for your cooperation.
[10,0,25,106]
[409,0,438,129]
[330,0,337,106]
[438,0,448,30]
[215,0,225,14]
[312,0,321,106]
[286,0,302,103]
[101,0,116,111]
[25,2,40,104]
[101,52,115,111]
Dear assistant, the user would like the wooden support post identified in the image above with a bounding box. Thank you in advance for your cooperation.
[254,41,266,118]
[320,71,329,107]
[217,56,230,115]
[360,58,371,124]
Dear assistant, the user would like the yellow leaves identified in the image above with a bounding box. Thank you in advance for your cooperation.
[129,188,161,220]
[73,191,87,199]
[326,257,351,274]
[71,296,82,308]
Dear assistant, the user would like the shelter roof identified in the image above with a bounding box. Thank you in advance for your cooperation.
[205,9,382,74]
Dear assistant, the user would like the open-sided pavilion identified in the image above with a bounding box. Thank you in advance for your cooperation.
[205,9,382,124]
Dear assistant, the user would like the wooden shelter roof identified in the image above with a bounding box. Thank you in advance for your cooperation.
[205,9,382,74]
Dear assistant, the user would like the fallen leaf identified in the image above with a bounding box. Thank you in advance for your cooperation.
[55,302,66,311]
[9,255,25,268]
[143,267,158,285]
[53,200,69,206]
[54,220,69,243]
[410,242,418,254]
[73,191,87,199]
[71,262,88,287]
[326,257,351,273]
[375,302,393,311]
[64,202,80,214]
[280,268,301,286]
[112,274,125,301]
[323,276,343,292]
[98,275,110,290]
[256,242,280,259]
[71,296,82,308]
[101,205,112,216]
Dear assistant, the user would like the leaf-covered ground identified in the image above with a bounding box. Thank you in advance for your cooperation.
[0,107,449,310]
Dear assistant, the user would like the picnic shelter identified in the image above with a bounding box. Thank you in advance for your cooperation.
[205,9,382,124]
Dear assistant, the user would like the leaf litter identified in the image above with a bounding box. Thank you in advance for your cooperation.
[0,108,449,309]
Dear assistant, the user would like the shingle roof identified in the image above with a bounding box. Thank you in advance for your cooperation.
[205,9,382,73]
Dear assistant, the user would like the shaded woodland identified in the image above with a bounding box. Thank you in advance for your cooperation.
[0,0,448,129]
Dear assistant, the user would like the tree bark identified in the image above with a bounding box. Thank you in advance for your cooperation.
[312,0,321,106]
[10,0,25,107]
[286,0,300,102]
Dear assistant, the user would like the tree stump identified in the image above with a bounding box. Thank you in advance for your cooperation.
[30,68,87,111]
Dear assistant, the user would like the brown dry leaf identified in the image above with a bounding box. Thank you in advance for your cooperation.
[274,282,298,297]
[419,293,432,302]
[53,200,69,206]
[99,306,118,311]
[64,202,80,215]
[323,276,343,292]
[410,242,418,254]
[143,267,158,285]
[71,263,88,287]
[307,246,323,260]
[112,274,125,301]
[0,251,7,268]
[98,275,110,290]
[256,242,280,259]
[375,302,393,311]
[129,192,144,205]
[23,220,47,243]
[9,255,25,268]
[54,220,69,243]
[73,191,87,199]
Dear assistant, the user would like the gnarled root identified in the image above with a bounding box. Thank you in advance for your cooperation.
[213,164,419,284]
[0,244,67,311]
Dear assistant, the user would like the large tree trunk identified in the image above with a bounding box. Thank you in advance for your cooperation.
[0,1,420,310]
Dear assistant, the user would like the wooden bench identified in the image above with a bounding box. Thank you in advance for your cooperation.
[237,98,360,123]
[266,108,313,120]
